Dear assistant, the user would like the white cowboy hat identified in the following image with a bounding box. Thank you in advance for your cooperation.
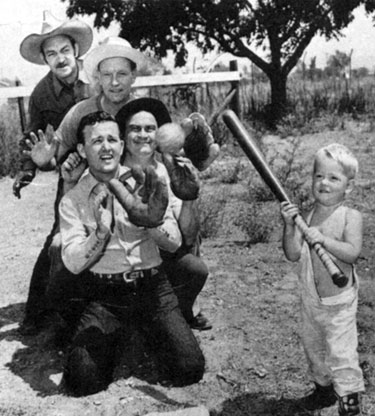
[83,37,147,83]
[20,11,93,65]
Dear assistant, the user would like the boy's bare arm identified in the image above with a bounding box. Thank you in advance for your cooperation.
[306,209,362,264]
[280,202,303,262]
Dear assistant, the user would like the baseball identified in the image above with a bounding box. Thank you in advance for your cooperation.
[156,122,186,155]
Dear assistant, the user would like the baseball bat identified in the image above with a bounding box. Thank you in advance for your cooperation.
[222,109,348,288]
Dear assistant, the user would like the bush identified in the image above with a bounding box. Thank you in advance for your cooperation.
[198,191,228,239]
[0,103,22,178]
[234,202,275,245]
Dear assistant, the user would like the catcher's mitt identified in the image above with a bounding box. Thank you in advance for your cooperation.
[162,153,200,201]
[109,165,169,228]
[181,113,220,171]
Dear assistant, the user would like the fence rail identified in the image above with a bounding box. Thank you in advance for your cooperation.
[0,66,242,131]
[0,71,241,99]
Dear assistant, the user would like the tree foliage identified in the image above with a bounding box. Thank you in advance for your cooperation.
[63,0,372,122]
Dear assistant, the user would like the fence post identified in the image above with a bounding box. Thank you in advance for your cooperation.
[229,60,242,118]
[15,79,27,132]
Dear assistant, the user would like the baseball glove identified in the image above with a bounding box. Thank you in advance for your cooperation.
[181,112,220,171]
[162,153,200,200]
[109,165,169,228]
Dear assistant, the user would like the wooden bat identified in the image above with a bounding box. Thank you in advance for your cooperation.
[222,109,348,288]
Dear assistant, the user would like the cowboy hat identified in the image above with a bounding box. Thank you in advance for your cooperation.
[20,12,93,65]
[83,37,147,83]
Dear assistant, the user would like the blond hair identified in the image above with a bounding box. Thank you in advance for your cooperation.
[314,143,358,180]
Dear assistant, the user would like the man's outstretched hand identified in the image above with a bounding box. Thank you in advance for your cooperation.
[12,169,35,199]
[162,153,200,200]
[181,113,220,171]
[91,183,114,239]
[108,165,169,228]
[23,124,59,169]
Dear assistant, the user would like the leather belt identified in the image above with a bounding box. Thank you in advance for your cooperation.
[91,267,159,285]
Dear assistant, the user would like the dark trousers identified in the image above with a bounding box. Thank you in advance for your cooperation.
[23,230,54,325]
[48,269,205,396]
[22,177,65,327]
[163,252,208,322]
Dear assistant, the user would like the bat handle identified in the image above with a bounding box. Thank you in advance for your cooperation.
[293,215,348,288]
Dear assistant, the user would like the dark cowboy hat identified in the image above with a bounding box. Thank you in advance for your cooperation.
[20,11,93,65]
[116,97,171,137]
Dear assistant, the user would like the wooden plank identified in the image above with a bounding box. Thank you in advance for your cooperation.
[0,71,241,99]
[0,86,33,99]
[133,71,241,88]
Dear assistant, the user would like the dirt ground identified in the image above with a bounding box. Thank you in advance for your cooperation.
[0,120,375,416]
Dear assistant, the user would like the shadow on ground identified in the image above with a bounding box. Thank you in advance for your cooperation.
[0,303,179,400]
[213,392,318,416]
[0,302,65,397]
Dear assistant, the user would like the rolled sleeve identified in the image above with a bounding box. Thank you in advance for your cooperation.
[148,205,182,253]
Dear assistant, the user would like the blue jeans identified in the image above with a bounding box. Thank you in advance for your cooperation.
[58,269,205,396]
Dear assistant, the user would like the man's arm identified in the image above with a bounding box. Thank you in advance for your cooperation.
[148,201,182,252]
[59,191,111,274]
[12,96,43,198]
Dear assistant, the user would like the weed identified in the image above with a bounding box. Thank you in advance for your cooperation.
[219,160,243,184]
[198,190,228,239]
[234,202,275,245]
[0,103,22,178]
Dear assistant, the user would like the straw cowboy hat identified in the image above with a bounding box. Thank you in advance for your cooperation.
[83,37,147,83]
[20,11,93,65]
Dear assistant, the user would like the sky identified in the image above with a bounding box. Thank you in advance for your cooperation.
[1,1,375,86]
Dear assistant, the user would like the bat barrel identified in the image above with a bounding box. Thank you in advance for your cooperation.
[222,110,290,203]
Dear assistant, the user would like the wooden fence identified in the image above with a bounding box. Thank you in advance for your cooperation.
[0,62,242,131]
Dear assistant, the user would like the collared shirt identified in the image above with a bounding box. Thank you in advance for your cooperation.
[59,164,182,275]
[20,61,93,171]
[28,61,91,133]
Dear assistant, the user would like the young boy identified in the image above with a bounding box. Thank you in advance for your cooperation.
[280,143,364,416]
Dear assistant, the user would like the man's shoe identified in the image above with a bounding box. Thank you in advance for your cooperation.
[300,383,337,411]
[188,313,212,331]
[338,393,361,416]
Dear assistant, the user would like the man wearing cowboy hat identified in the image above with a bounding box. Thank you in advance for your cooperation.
[13,11,94,199]
[16,12,94,335]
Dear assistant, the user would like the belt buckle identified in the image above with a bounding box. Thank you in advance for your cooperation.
[124,270,142,283]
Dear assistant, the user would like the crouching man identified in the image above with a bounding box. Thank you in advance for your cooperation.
[53,111,205,396]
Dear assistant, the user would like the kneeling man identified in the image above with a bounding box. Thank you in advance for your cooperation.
[55,111,205,396]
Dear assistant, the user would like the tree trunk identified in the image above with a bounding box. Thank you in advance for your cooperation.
[267,71,288,127]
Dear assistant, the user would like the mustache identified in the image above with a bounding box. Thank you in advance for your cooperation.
[56,62,68,69]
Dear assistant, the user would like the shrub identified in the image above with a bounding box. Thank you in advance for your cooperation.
[198,190,228,239]
[234,202,275,245]
[0,103,22,177]
[219,159,243,184]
